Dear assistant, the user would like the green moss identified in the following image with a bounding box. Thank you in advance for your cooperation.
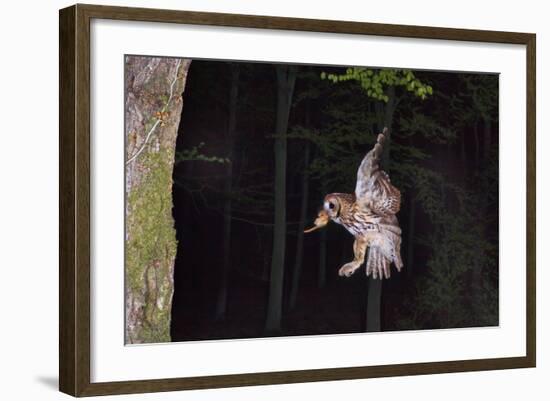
[126,149,177,342]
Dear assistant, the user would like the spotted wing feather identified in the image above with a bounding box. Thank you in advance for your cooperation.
[354,128,401,216]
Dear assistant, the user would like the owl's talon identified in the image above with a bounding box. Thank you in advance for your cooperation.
[338,263,359,277]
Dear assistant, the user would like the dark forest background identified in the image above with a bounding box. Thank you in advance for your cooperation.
[169,60,499,342]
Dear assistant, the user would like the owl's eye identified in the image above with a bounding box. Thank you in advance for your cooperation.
[328,202,335,209]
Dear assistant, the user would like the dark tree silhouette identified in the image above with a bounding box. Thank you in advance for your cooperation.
[265,65,298,333]
[216,64,240,320]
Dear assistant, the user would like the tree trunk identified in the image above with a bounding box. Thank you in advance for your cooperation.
[318,182,329,289]
[366,90,395,332]
[406,193,416,277]
[318,229,328,289]
[265,65,297,333]
[289,143,310,309]
[216,64,240,320]
[125,57,191,343]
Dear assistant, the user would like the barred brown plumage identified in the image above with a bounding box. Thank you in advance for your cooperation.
[304,128,404,279]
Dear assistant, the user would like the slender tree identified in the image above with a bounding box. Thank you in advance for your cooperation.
[323,68,433,332]
[215,64,240,320]
[289,142,310,309]
[265,65,298,333]
[318,209,328,289]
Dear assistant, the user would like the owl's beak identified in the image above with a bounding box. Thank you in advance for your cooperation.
[304,211,330,233]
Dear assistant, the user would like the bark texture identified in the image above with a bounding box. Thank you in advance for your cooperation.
[125,56,191,344]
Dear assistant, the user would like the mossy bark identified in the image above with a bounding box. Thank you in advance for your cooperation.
[125,56,191,344]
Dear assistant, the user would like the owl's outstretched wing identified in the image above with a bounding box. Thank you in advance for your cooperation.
[354,128,401,216]
[365,219,404,279]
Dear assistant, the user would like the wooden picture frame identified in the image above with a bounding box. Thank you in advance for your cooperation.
[59,3,536,397]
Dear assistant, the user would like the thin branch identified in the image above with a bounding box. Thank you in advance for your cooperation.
[126,59,183,165]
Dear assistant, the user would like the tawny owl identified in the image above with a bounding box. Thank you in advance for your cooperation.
[304,128,403,279]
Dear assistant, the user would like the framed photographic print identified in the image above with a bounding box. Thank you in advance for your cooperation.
[59,3,536,397]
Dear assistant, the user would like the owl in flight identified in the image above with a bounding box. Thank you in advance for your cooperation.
[304,128,403,279]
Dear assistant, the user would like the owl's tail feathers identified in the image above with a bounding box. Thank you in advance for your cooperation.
[366,247,391,279]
